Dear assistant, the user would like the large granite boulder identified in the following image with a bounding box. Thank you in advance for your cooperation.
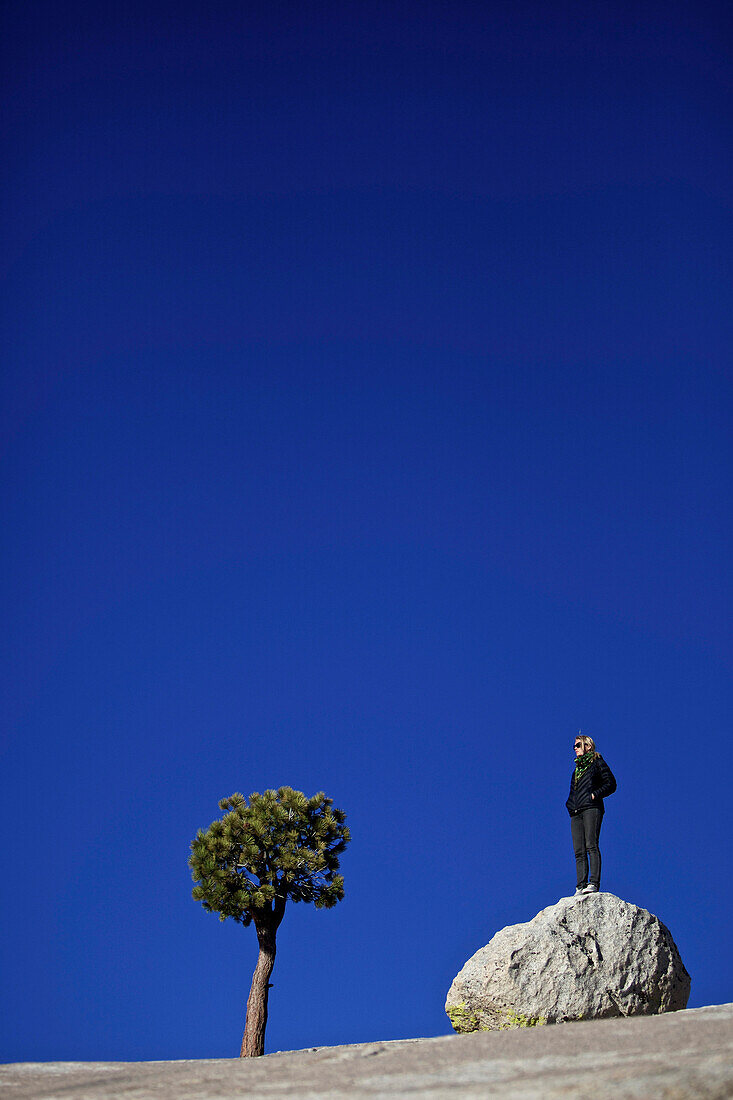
[446,892,690,1032]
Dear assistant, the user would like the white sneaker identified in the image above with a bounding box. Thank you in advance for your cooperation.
[573,887,586,897]
[582,884,599,894]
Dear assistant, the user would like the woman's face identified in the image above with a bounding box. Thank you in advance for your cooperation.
[574,739,585,756]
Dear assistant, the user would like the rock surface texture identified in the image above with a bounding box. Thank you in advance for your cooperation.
[2,1005,731,1100]
[446,892,690,1032]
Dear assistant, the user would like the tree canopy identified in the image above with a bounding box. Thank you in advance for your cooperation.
[189,786,349,927]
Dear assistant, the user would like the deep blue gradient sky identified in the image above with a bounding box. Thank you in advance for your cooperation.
[2,0,731,1062]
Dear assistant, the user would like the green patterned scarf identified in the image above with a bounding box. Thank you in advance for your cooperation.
[574,750,596,782]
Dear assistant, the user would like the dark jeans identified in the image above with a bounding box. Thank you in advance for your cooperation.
[570,807,603,888]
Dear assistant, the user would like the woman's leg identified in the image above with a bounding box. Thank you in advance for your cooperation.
[570,813,588,888]
[583,808,603,887]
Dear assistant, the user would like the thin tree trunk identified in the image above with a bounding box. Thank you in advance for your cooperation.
[240,896,285,1058]
[240,923,276,1057]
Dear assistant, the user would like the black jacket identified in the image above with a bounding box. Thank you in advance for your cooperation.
[566,754,617,816]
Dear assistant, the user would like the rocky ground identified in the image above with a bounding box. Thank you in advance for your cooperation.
[3,1003,732,1099]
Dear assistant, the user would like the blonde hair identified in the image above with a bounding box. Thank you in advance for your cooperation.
[575,734,596,756]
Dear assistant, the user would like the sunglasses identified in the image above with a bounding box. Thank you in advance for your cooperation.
[574,743,583,749]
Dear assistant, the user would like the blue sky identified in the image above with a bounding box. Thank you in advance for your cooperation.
[2,0,731,1062]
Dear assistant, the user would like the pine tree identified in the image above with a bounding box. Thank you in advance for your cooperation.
[189,786,350,1057]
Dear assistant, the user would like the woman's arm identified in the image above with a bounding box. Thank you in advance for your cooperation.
[594,756,617,799]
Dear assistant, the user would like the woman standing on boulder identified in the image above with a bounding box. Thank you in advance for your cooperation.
[566,734,616,896]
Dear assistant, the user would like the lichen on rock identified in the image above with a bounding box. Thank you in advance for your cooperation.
[496,1009,547,1030]
[445,1002,481,1033]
